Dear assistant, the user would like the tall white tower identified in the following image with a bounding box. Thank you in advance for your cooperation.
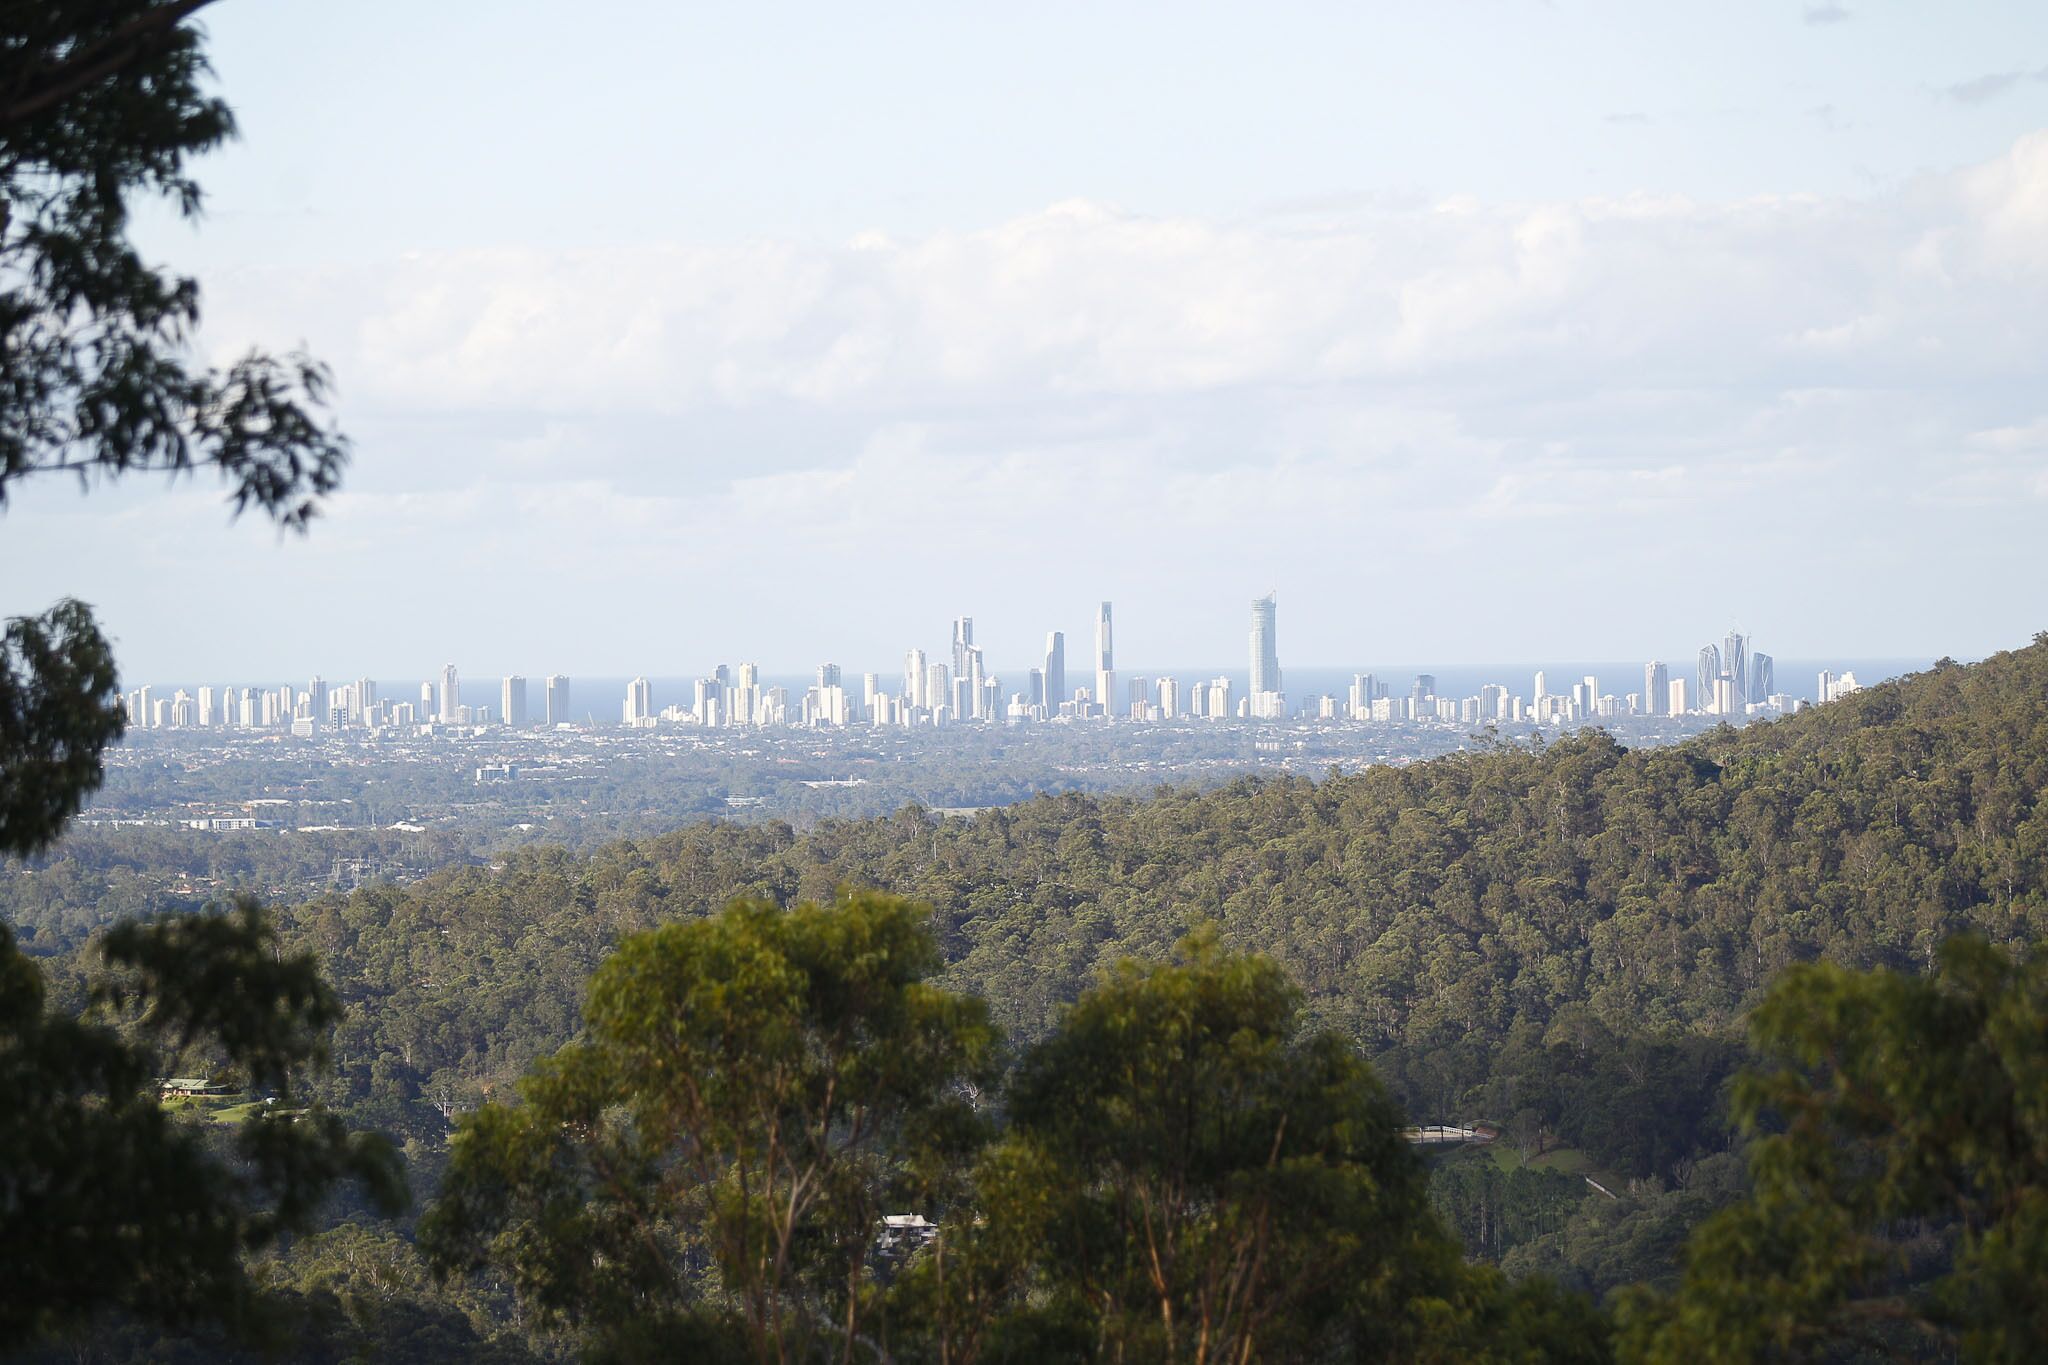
[438,664,460,723]
[1044,631,1066,713]
[1250,594,1281,698]
[1094,602,1115,717]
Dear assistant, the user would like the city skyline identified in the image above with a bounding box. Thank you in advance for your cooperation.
[116,592,1889,735]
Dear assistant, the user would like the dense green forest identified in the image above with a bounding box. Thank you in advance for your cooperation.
[242,637,2044,1138]
[9,634,2048,1358]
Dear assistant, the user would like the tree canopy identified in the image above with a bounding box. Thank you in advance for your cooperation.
[0,4,394,1354]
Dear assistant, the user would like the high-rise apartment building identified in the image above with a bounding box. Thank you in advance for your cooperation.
[1750,652,1774,700]
[1696,645,1721,712]
[1644,661,1669,715]
[438,664,460,723]
[950,618,973,681]
[1250,594,1281,698]
[962,646,987,719]
[622,676,653,727]
[1094,602,1115,716]
[1723,632,1749,712]
[308,677,328,724]
[905,649,929,711]
[544,675,570,727]
[1043,631,1066,713]
[502,675,528,728]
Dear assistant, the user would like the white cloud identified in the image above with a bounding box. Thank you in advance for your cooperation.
[21,132,2048,674]
[195,133,2048,432]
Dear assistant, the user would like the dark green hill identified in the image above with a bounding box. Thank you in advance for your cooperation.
[264,634,2048,1154]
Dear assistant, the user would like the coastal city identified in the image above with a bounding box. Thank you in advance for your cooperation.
[118,597,1860,739]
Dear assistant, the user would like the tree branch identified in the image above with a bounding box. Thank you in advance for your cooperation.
[1,1,223,134]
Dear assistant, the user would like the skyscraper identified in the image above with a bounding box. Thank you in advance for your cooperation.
[1750,652,1774,700]
[545,675,571,727]
[1094,602,1115,716]
[951,617,973,681]
[623,676,653,726]
[1696,644,1721,713]
[1723,631,1749,712]
[1044,631,1066,713]
[308,677,328,724]
[439,664,460,723]
[962,645,986,719]
[501,675,528,728]
[905,648,928,711]
[1250,594,1281,698]
[1644,661,1669,716]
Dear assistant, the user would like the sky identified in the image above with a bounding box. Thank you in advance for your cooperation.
[4,0,2047,681]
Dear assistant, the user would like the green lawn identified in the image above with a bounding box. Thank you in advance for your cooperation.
[1486,1142,1625,1186]
[161,1092,268,1125]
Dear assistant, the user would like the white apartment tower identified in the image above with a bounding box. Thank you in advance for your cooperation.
[1644,661,1669,716]
[1094,602,1115,717]
[950,617,973,682]
[501,675,528,728]
[622,676,653,727]
[1044,631,1066,713]
[1250,594,1281,698]
[438,664,460,723]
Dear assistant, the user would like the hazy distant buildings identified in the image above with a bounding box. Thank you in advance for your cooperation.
[622,676,654,727]
[118,602,1840,743]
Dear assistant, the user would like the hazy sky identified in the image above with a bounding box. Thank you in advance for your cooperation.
[5,1,2047,679]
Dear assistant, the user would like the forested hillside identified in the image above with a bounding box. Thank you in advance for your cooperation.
[264,637,2047,1146]
[10,635,2046,1332]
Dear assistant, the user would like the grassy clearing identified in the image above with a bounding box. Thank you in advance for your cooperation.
[161,1092,267,1125]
